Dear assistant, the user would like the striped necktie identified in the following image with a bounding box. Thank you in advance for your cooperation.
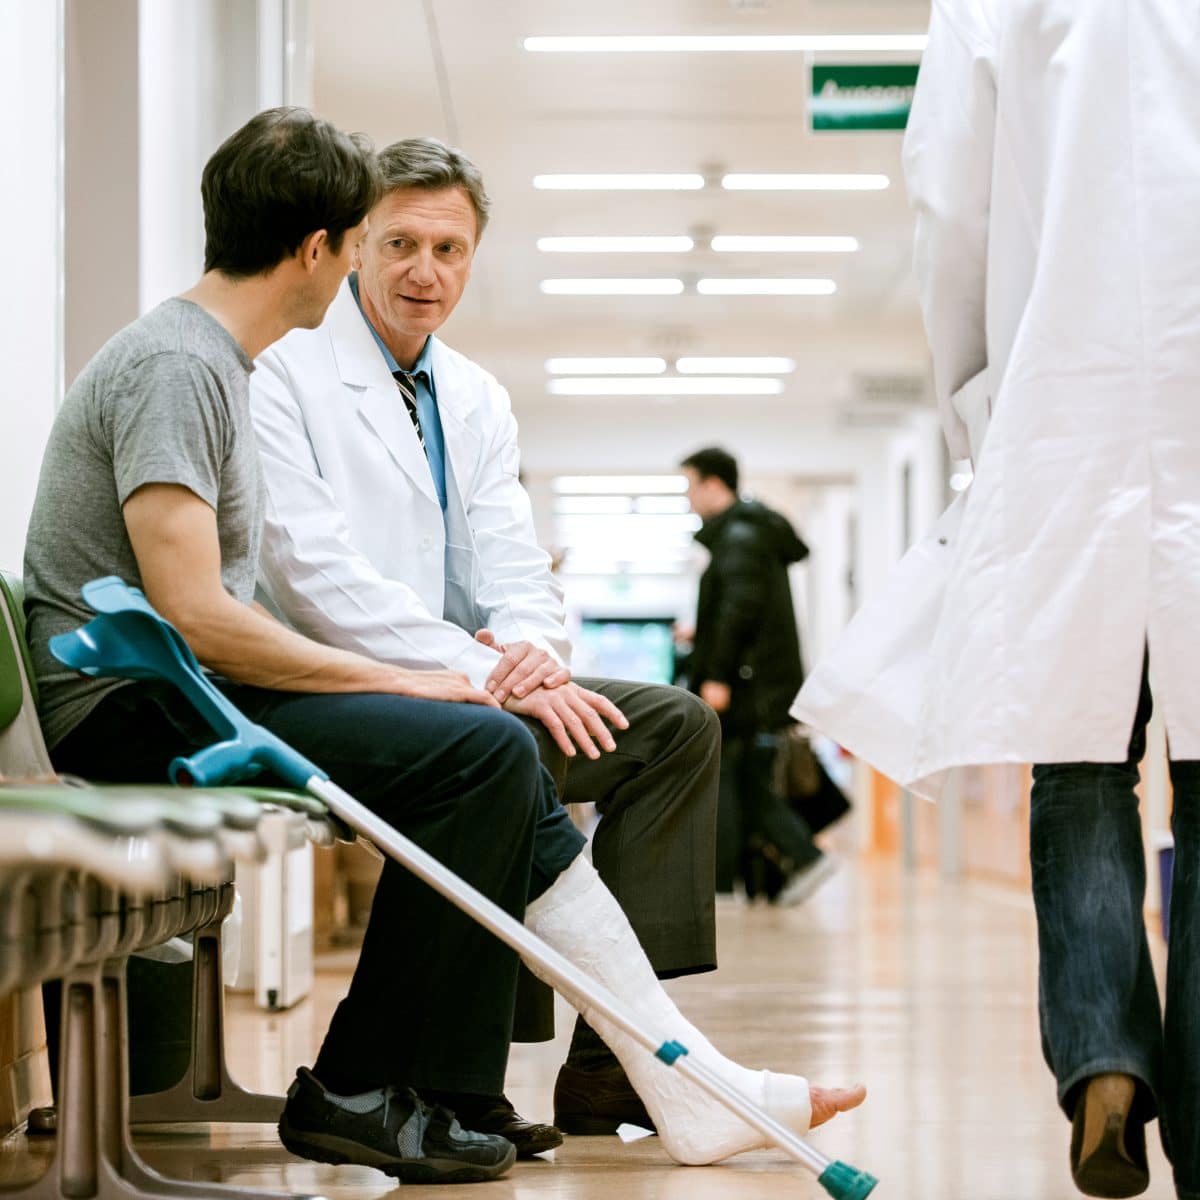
[392,370,429,454]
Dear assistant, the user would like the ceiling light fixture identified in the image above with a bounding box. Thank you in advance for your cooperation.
[675,356,796,374]
[538,236,694,253]
[524,35,928,53]
[722,174,889,191]
[711,235,859,253]
[534,174,705,191]
[635,496,692,515]
[553,475,688,495]
[548,376,785,396]
[546,357,668,375]
[697,278,837,296]
[540,278,685,295]
[554,497,636,515]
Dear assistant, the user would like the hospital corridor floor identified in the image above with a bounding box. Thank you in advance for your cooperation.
[1,857,1179,1199]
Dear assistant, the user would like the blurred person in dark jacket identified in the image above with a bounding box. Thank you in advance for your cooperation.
[681,447,837,904]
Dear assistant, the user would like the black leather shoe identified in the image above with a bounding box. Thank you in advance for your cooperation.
[465,1095,563,1158]
[553,1062,655,1136]
[1070,1074,1150,1198]
[25,1106,56,1136]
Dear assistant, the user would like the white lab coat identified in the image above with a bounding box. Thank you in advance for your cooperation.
[794,0,1200,796]
[250,281,568,689]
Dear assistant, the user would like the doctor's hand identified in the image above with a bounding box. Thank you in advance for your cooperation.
[475,629,571,702]
[503,682,629,760]
[394,667,501,708]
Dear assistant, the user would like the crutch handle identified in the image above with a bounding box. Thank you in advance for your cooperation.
[170,729,323,789]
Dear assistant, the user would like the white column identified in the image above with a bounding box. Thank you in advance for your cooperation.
[0,0,64,568]
[138,0,267,313]
[64,0,141,384]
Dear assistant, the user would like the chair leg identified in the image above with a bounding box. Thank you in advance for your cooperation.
[129,896,284,1127]
[13,957,321,1200]
[95,958,321,1200]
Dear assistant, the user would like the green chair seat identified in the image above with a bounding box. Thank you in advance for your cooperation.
[0,785,223,839]
[0,785,165,837]
[0,573,30,730]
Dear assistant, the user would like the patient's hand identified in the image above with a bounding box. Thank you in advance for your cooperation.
[475,629,571,701]
[503,682,628,759]
[394,668,500,708]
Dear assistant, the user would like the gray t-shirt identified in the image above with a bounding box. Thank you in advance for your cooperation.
[24,298,263,748]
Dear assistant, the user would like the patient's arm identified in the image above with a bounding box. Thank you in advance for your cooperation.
[122,482,498,707]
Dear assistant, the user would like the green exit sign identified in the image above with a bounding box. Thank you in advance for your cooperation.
[810,63,920,132]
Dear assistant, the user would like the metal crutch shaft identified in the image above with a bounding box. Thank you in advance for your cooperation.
[49,577,879,1200]
[307,776,832,1177]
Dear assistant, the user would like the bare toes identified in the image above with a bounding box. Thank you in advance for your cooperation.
[809,1083,868,1128]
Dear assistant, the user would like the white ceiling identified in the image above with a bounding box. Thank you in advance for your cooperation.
[310,0,934,425]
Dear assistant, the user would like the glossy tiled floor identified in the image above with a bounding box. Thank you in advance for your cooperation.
[1,858,1181,1199]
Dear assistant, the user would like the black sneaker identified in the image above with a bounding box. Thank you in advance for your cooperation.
[278,1068,516,1184]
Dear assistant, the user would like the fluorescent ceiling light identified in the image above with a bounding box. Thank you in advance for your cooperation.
[541,278,684,295]
[524,35,928,53]
[538,236,694,253]
[722,174,889,191]
[546,357,667,375]
[534,173,704,191]
[557,513,700,532]
[697,278,837,296]
[553,475,687,494]
[549,376,784,396]
[711,235,859,253]
[676,356,796,374]
[555,496,635,515]
[635,495,692,515]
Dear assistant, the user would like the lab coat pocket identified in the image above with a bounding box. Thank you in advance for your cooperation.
[790,492,967,799]
[950,368,991,464]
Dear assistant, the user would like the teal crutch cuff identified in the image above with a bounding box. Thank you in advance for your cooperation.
[49,576,328,789]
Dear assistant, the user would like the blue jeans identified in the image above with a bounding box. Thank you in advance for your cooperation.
[53,681,588,1096]
[1031,661,1200,1198]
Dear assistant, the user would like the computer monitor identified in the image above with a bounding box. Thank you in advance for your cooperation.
[576,616,678,686]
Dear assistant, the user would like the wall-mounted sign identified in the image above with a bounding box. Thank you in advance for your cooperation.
[810,64,920,132]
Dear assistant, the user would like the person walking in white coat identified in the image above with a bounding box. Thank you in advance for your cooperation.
[248,138,739,1149]
[795,2,1200,1196]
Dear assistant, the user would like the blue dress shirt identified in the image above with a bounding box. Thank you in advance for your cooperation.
[349,273,448,513]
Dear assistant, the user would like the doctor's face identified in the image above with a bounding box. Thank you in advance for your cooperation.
[355,185,478,365]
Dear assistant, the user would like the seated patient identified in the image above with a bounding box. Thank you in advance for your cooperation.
[23,107,864,1184]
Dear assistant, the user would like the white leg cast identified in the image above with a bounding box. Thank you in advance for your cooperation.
[524,856,812,1165]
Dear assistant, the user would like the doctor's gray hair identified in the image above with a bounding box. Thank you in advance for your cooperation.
[375,137,491,238]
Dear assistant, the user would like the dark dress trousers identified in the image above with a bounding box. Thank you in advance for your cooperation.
[510,677,720,1041]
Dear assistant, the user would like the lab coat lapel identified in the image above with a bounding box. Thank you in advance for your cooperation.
[328,283,439,505]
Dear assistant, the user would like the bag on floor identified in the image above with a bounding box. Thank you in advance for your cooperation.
[775,727,851,835]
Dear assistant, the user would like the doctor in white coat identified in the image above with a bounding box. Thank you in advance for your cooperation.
[250,137,722,1147]
[796,3,1200,1196]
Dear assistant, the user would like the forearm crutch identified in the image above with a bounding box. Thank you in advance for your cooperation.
[51,576,878,1200]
